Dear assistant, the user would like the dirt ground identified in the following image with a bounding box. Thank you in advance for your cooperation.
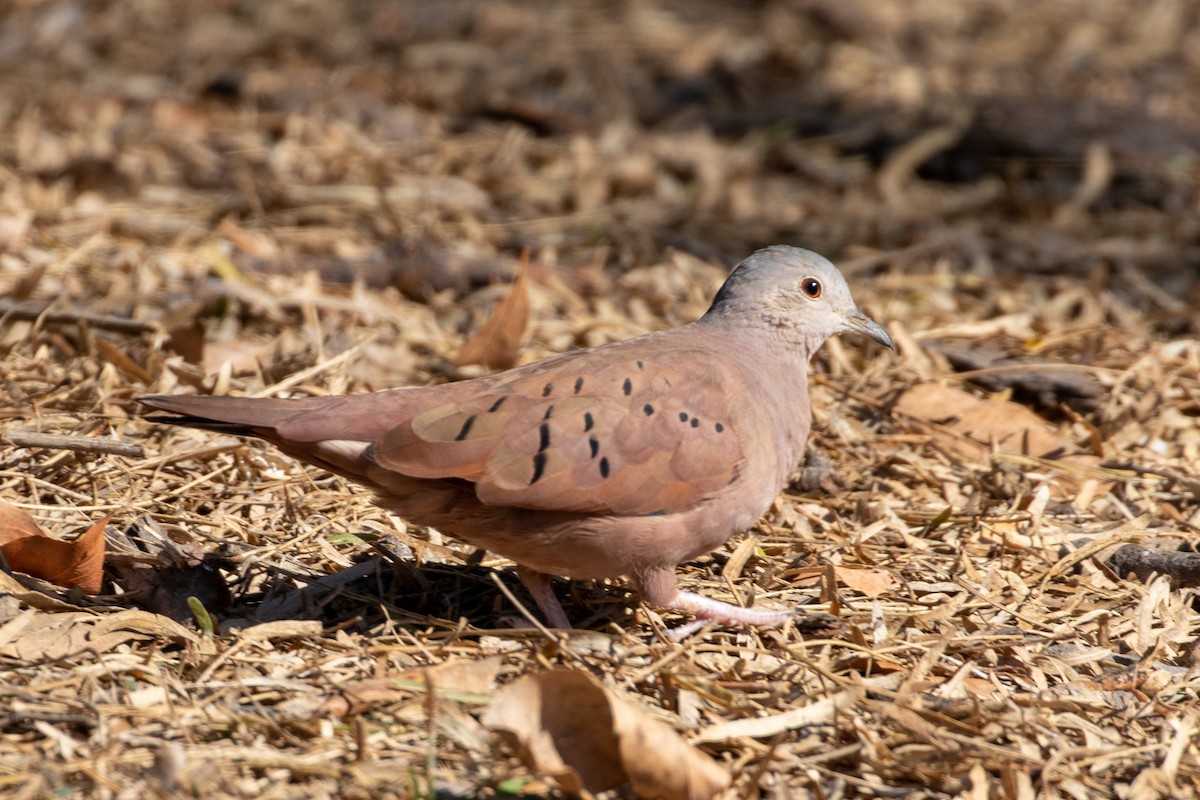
[2,1,1199,798]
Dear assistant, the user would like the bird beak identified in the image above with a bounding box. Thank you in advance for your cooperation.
[843,309,895,350]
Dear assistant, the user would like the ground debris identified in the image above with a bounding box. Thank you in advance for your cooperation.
[1,1,1198,798]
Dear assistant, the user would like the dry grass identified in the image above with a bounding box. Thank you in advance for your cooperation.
[2,1,1199,798]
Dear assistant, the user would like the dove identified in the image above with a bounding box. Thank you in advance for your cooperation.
[140,246,892,634]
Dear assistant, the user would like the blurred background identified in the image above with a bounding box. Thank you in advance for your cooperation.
[1,0,1197,327]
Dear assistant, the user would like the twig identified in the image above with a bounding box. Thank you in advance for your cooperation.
[948,362,1119,381]
[5,430,145,458]
[1108,544,1200,587]
[0,300,157,335]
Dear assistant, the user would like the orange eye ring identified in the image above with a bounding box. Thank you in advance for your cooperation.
[800,277,822,298]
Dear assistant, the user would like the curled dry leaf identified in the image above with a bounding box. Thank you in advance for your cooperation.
[0,608,197,661]
[454,249,530,370]
[893,382,1106,495]
[0,501,107,594]
[482,667,729,800]
[0,570,89,612]
[0,500,43,545]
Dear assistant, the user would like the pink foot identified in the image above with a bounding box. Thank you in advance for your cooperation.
[664,591,793,641]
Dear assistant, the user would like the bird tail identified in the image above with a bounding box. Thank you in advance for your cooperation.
[138,394,329,438]
[139,393,383,481]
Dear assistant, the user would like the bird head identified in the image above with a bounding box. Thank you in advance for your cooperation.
[704,246,894,351]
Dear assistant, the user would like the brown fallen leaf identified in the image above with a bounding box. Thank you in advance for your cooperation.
[893,382,1106,495]
[166,318,207,364]
[0,500,43,545]
[0,570,90,612]
[693,687,863,743]
[0,608,196,661]
[895,383,1077,460]
[273,656,503,720]
[0,502,107,594]
[482,668,729,800]
[236,620,325,641]
[455,249,530,370]
[834,566,895,598]
[787,566,892,597]
[398,654,503,694]
[95,339,154,384]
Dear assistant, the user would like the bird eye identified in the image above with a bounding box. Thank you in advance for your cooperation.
[800,277,822,299]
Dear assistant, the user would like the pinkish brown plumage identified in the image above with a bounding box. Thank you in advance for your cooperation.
[141,246,892,634]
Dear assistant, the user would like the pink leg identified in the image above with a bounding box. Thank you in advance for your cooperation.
[636,566,792,639]
[672,591,793,625]
[516,567,572,629]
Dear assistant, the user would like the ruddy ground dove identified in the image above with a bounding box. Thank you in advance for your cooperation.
[141,246,892,633]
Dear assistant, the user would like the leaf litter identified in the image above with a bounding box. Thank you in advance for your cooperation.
[1,1,1199,798]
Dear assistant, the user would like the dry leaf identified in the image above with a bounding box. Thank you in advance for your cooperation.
[964,762,992,800]
[237,620,325,641]
[95,339,154,384]
[0,503,107,594]
[694,687,862,742]
[0,570,90,611]
[455,250,530,370]
[276,657,502,720]
[0,500,43,546]
[166,318,207,364]
[482,668,729,800]
[398,655,503,694]
[0,608,196,660]
[895,383,1078,460]
[894,383,1104,494]
[834,566,895,598]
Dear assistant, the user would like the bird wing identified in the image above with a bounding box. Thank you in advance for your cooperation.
[372,344,745,515]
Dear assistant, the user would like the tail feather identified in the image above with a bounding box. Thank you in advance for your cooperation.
[139,389,427,444]
[138,394,329,438]
[140,393,384,481]
[140,414,267,438]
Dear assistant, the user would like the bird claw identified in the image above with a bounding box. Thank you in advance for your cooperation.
[662,591,795,641]
[662,618,714,642]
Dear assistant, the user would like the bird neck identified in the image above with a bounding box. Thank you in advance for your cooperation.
[695,311,823,364]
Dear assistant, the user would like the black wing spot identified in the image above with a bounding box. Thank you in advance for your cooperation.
[454,415,476,441]
[542,382,554,397]
[530,452,547,484]
[644,509,667,517]
[599,456,610,478]
[715,422,724,433]
[690,418,700,428]
[584,412,594,432]
[679,412,688,422]
[589,436,599,458]
[543,405,554,420]
[573,376,584,394]
[622,378,632,396]
[637,360,644,371]
[538,423,551,452]
[488,397,506,413]
[643,404,654,416]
